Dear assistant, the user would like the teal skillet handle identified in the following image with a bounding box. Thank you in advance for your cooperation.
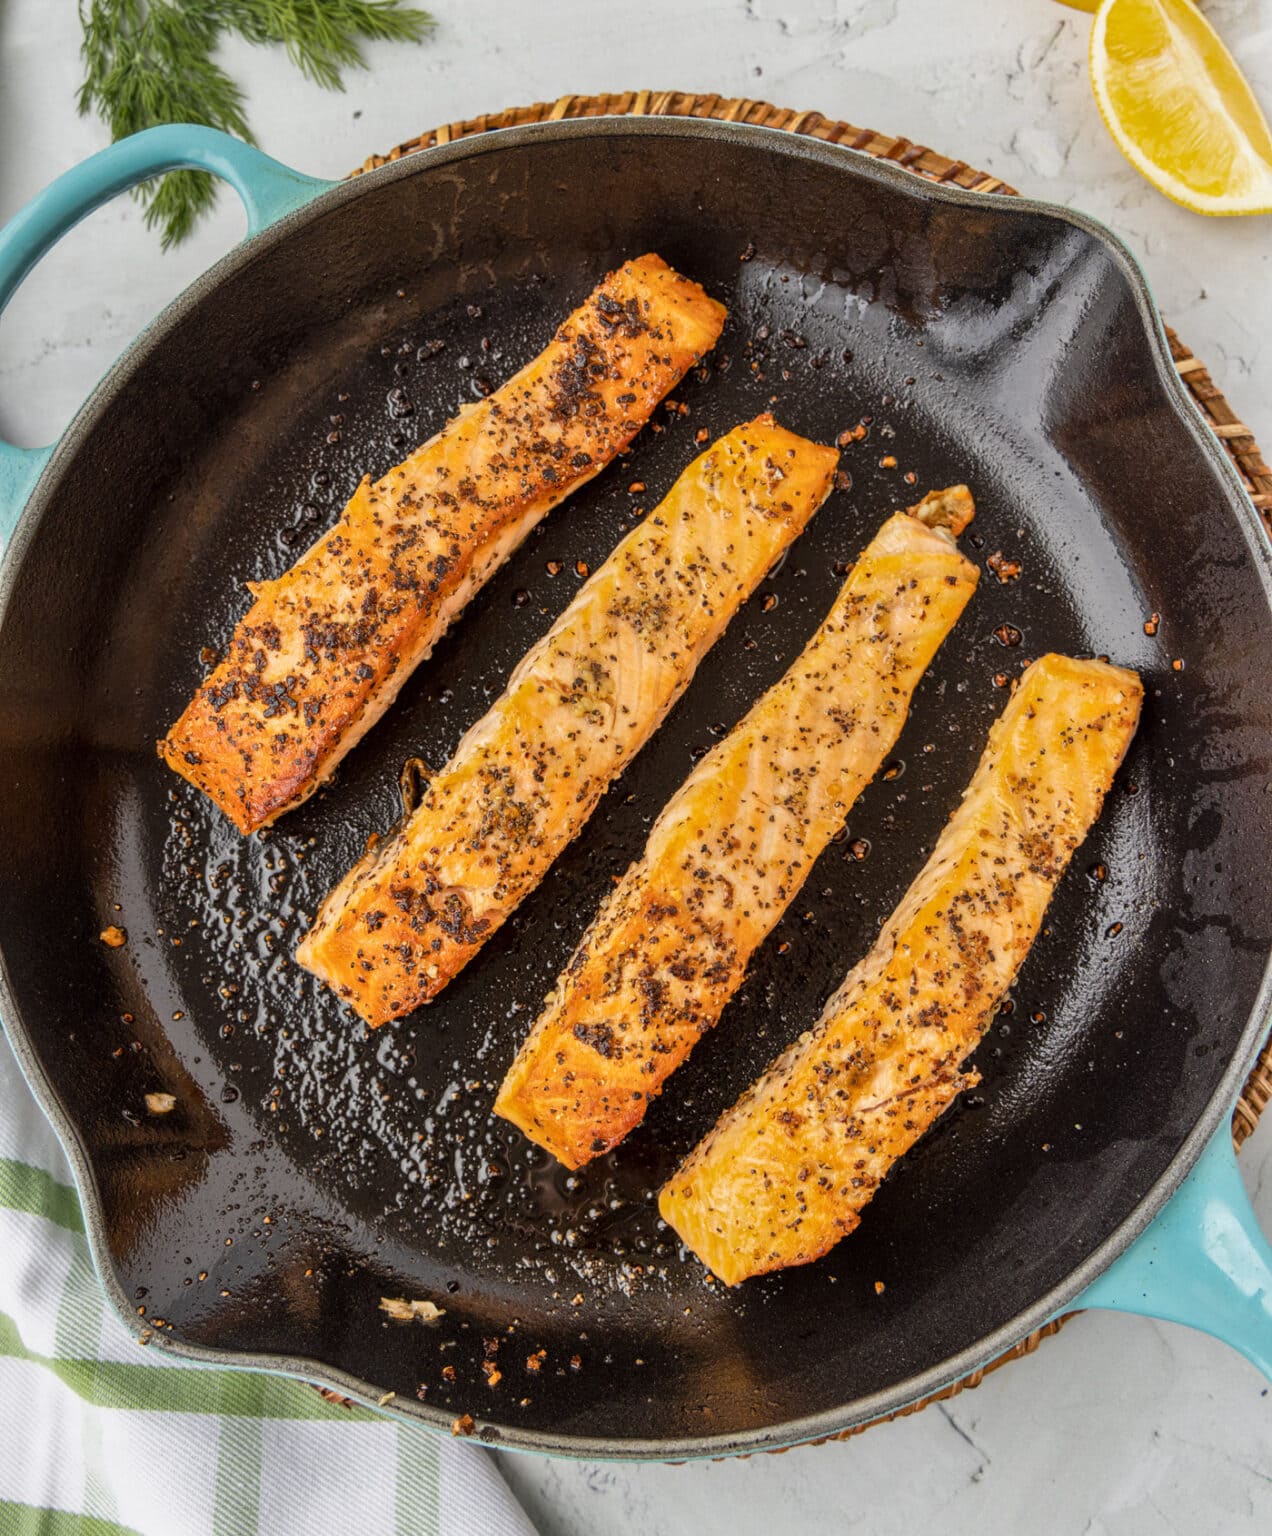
[0,124,336,545]
[1073,1112,1272,1381]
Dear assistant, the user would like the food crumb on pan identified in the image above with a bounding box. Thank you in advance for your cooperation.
[144,1093,176,1115]
[99,925,126,948]
[379,1296,445,1324]
[987,549,1022,583]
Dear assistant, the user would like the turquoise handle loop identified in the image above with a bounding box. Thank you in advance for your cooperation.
[0,124,335,546]
[1074,1113,1272,1380]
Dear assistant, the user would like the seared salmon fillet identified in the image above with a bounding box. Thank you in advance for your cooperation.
[660,653,1143,1284]
[495,487,980,1168]
[297,417,839,1025]
[159,255,727,834]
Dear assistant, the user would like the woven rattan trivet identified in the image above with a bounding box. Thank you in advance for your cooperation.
[341,89,1272,1442]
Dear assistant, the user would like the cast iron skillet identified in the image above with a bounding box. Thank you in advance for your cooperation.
[0,118,1270,1460]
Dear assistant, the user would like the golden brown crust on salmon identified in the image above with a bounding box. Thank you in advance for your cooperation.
[494,488,980,1168]
[659,653,1143,1284]
[159,256,727,834]
[296,417,839,1025]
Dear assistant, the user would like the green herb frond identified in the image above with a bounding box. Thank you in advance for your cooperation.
[77,0,433,247]
[221,1,436,92]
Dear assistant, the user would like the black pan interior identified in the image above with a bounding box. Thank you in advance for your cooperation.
[1,122,1270,1455]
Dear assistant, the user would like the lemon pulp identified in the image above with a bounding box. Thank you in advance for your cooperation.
[1090,0,1272,215]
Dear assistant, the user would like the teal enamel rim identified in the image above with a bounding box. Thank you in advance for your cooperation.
[0,114,1269,1460]
[0,123,336,545]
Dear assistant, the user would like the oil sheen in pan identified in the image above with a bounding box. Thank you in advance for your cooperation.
[137,255,1163,1314]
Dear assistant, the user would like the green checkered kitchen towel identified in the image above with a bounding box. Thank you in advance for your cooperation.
[0,1025,538,1536]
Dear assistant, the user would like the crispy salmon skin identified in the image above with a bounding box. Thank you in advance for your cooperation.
[159,255,726,834]
[495,488,980,1168]
[659,654,1143,1285]
[297,417,839,1025]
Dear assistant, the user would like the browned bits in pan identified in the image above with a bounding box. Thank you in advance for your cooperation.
[987,550,1022,583]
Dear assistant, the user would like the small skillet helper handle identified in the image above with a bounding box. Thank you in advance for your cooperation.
[1074,1111,1272,1381]
[0,124,336,547]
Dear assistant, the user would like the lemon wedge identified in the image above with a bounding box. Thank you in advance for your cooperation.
[1090,0,1272,214]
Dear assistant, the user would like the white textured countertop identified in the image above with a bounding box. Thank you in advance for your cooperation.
[2,2,1270,1532]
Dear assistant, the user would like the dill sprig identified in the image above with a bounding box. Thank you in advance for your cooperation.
[77,0,434,248]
